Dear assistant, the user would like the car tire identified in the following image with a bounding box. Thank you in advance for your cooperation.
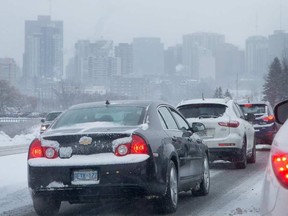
[32,195,61,216]
[247,140,256,164]
[192,153,210,196]
[234,138,247,169]
[154,161,178,214]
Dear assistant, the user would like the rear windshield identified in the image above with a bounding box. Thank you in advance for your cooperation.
[178,104,227,118]
[45,112,62,121]
[52,106,146,129]
[239,104,267,115]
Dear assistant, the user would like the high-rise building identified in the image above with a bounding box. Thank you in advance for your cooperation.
[164,45,182,76]
[268,30,288,62]
[23,16,63,80]
[245,36,269,79]
[132,37,164,77]
[115,43,133,75]
[0,58,18,87]
[71,40,120,88]
[182,33,225,79]
[216,43,244,87]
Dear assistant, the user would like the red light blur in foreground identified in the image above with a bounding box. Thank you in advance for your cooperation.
[272,153,288,189]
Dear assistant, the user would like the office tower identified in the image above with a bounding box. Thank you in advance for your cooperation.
[215,43,244,87]
[23,16,63,80]
[72,40,120,87]
[183,32,225,79]
[0,58,18,87]
[164,45,182,76]
[132,37,164,77]
[115,43,133,75]
[245,36,269,79]
[268,30,288,62]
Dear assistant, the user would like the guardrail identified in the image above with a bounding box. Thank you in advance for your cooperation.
[0,117,41,123]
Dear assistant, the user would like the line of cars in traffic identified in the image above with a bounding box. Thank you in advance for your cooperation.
[29,98,280,215]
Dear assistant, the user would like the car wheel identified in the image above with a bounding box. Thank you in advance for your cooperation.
[154,161,178,214]
[192,153,210,196]
[234,138,247,169]
[247,140,256,164]
[32,195,61,216]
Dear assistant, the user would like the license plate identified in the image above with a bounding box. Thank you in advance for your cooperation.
[72,169,99,185]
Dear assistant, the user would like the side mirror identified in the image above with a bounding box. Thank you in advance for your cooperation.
[274,100,288,124]
[41,119,45,123]
[191,122,206,132]
[246,113,255,122]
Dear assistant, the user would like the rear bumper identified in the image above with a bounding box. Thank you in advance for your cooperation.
[254,125,277,145]
[208,148,242,162]
[203,133,242,149]
[28,158,166,202]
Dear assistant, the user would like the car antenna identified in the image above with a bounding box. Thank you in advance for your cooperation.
[105,100,110,105]
[202,93,205,101]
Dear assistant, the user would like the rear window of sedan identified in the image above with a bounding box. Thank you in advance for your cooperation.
[178,104,227,118]
[239,104,267,116]
[52,106,146,128]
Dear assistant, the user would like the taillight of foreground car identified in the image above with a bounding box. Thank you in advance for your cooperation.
[28,139,58,159]
[218,121,239,128]
[271,151,288,189]
[114,134,149,156]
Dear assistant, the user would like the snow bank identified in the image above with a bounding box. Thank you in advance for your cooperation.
[0,124,40,147]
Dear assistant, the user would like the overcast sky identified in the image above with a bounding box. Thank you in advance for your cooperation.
[0,0,286,66]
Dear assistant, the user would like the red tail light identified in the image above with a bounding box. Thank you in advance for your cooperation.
[131,135,148,154]
[263,115,275,122]
[28,139,43,159]
[271,152,288,189]
[218,121,239,128]
[244,104,253,108]
[114,135,149,156]
[28,139,58,159]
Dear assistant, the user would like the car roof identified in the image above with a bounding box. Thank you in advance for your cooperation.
[69,100,168,110]
[177,98,231,107]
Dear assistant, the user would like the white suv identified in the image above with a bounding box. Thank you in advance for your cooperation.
[177,98,256,169]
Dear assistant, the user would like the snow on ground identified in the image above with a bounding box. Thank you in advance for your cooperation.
[0,124,40,147]
[0,153,32,214]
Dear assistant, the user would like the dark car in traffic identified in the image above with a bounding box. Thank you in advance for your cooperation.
[239,102,278,145]
[40,111,62,134]
[28,100,210,215]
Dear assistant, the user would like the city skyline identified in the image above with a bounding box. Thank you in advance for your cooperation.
[0,0,287,66]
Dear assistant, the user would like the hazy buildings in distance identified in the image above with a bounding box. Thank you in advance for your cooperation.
[0,58,19,87]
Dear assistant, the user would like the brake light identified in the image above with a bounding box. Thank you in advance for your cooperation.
[28,139,58,159]
[244,104,253,108]
[131,135,148,154]
[218,121,239,128]
[272,152,288,189]
[28,139,43,159]
[114,135,148,156]
[263,115,275,122]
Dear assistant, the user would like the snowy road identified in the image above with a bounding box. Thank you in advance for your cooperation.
[0,149,270,216]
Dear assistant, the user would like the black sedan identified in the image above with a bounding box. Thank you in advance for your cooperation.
[27,100,210,215]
